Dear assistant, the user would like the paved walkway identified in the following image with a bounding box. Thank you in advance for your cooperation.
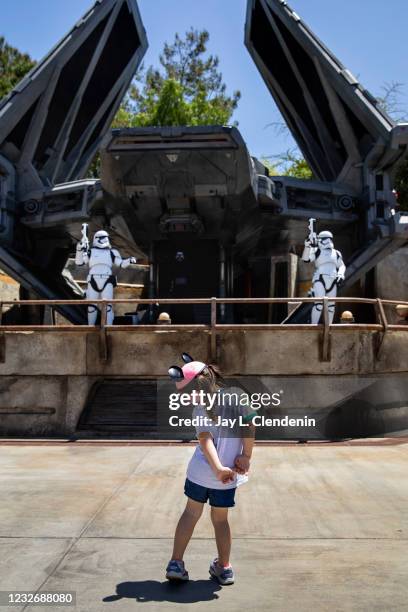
[0,442,407,611]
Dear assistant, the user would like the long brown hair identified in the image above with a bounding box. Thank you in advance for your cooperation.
[185,364,225,421]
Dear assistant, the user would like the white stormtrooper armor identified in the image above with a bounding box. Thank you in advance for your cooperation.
[302,229,346,324]
[75,229,136,325]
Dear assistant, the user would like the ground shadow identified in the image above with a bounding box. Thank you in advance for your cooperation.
[103,579,221,604]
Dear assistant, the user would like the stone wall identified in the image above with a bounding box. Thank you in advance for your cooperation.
[0,270,19,305]
[0,326,406,436]
[376,247,408,301]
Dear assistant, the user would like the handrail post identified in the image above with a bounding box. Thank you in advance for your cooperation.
[321,297,331,362]
[210,297,217,363]
[99,301,108,362]
[0,302,4,363]
[375,299,389,359]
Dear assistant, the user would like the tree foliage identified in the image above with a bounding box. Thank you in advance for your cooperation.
[260,158,279,176]
[261,149,313,180]
[0,37,36,100]
[377,81,408,124]
[118,28,241,128]
[377,81,408,211]
[395,158,408,211]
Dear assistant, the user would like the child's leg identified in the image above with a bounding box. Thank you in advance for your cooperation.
[171,498,204,561]
[210,506,231,567]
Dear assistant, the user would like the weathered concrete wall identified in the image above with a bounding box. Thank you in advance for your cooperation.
[85,330,211,376]
[0,376,96,436]
[0,327,406,436]
[0,328,407,377]
[376,246,408,301]
[226,328,408,375]
[0,332,88,376]
[6,328,393,378]
[0,270,19,303]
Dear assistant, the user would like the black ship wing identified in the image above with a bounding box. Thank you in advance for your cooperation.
[245,0,395,183]
[0,0,148,185]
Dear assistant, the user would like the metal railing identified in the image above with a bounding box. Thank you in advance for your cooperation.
[0,296,406,362]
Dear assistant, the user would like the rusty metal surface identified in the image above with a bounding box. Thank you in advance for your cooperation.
[0,298,407,340]
[3,297,407,305]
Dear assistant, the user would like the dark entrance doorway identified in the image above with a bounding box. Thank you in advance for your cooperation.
[155,240,219,323]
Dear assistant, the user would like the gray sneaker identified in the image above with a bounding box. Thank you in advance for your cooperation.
[166,559,189,581]
[209,558,235,585]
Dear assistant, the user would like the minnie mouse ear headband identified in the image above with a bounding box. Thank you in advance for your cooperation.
[168,353,207,390]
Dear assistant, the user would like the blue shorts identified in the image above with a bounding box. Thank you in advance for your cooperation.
[184,478,236,508]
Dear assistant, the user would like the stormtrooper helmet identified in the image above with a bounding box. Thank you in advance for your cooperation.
[317,230,334,249]
[93,230,111,249]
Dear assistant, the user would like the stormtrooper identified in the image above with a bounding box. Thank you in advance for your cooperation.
[75,226,136,325]
[302,219,346,324]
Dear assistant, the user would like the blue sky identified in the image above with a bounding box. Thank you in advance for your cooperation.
[2,0,407,160]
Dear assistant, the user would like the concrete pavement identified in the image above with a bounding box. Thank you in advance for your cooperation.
[0,442,407,611]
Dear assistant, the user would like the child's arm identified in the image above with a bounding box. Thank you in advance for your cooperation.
[198,432,235,483]
[234,424,255,474]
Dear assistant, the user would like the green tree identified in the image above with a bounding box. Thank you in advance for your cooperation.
[377,81,408,124]
[377,82,408,210]
[261,149,313,180]
[394,158,408,211]
[0,37,36,100]
[118,28,241,128]
[260,157,279,176]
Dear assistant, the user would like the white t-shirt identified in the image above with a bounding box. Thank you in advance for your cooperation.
[186,387,256,490]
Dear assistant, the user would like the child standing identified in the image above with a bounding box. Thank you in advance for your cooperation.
[166,354,256,585]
